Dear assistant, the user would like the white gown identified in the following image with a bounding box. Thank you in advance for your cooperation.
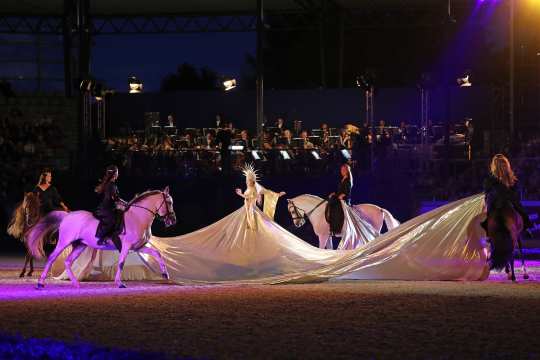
[54,193,489,283]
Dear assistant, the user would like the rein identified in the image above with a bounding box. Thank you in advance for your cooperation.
[290,198,328,221]
[127,193,169,219]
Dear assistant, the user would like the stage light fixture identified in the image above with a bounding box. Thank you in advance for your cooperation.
[128,76,143,93]
[223,78,237,91]
[229,145,244,151]
[457,72,472,87]
[79,79,94,92]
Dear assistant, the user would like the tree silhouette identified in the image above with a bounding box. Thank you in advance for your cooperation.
[160,63,219,92]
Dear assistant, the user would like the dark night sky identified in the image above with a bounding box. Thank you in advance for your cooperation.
[91,32,255,92]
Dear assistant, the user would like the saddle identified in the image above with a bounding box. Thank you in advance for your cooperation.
[94,209,125,250]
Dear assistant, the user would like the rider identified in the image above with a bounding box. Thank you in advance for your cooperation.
[94,165,125,249]
[325,163,353,237]
[33,168,69,216]
[481,154,533,235]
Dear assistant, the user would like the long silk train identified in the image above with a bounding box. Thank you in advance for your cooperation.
[54,194,488,283]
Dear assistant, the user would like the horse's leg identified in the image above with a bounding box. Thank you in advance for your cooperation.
[138,245,169,280]
[19,253,29,278]
[510,255,516,282]
[115,245,130,288]
[517,236,529,280]
[64,244,87,288]
[318,234,328,249]
[505,264,512,280]
[27,254,34,277]
[36,241,73,289]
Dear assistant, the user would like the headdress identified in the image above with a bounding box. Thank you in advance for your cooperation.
[242,163,260,183]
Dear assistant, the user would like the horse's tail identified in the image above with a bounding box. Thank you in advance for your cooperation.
[26,211,68,259]
[381,208,400,231]
[7,201,26,240]
[489,214,514,271]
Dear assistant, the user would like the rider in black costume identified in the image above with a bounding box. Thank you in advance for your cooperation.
[325,163,353,237]
[481,154,533,235]
[33,168,69,216]
[94,165,125,249]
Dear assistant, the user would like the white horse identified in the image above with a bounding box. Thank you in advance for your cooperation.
[287,194,400,249]
[28,187,176,289]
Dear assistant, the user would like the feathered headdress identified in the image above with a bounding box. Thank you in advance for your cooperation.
[242,163,260,182]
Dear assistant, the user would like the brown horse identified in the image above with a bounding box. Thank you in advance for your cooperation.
[486,202,529,281]
[7,193,43,277]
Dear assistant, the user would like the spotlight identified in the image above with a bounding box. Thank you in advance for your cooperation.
[223,78,237,91]
[356,72,375,91]
[457,72,472,87]
[128,76,143,93]
[93,83,104,101]
[79,79,94,92]
[229,145,244,151]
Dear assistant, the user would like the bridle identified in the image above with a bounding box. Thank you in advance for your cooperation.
[288,198,327,227]
[129,192,175,222]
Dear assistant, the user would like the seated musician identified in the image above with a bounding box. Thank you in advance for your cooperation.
[237,130,251,150]
[262,130,274,150]
[204,132,216,149]
[300,130,315,150]
[320,123,330,148]
[276,129,293,148]
[166,114,175,127]
[339,129,351,149]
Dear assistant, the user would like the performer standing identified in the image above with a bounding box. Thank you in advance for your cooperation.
[325,163,353,241]
[94,165,125,248]
[481,154,533,234]
[235,164,285,229]
[33,168,69,215]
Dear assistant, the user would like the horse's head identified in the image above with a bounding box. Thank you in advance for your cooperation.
[158,186,177,227]
[287,199,306,228]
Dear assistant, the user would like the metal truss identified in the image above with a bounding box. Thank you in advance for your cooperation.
[0,2,480,36]
[91,15,257,34]
[0,16,63,34]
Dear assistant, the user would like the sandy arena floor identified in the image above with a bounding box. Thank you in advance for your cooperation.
[0,258,539,359]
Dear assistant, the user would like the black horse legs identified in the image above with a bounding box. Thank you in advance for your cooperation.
[19,252,34,278]
[517,236,529,280]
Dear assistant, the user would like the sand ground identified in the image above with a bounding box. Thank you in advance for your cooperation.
[0,258,539,359]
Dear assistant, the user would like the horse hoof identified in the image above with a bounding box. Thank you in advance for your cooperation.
[35,283,44,290]
[27,272,33,277]
[511,277,517,282]
[118,284,127,289]
[162,273,169,280]
[524,274,530,280]
[19,273,25,278]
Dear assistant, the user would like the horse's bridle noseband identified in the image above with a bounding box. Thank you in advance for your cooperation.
[288,198,328,227]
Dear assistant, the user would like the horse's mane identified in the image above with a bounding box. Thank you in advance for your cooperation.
[293,194,324,203]
[127,190,163,206]
[7,192,40,241]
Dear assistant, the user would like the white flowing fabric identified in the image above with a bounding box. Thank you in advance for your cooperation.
[275,194,489,283]
[55,193,488,283]
[337,201,380,249]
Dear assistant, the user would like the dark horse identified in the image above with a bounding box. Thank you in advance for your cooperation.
[7,192,58,277]
[486,202,529,281]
